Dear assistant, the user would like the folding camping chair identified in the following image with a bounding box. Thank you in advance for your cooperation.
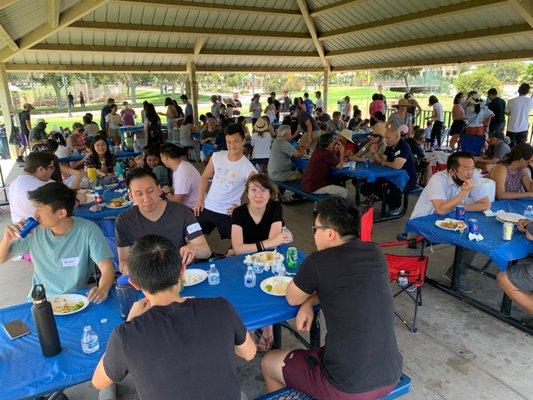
[361,206,428,332]
[459,133,485,156]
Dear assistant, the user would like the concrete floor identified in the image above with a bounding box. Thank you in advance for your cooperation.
[0,159,531,400]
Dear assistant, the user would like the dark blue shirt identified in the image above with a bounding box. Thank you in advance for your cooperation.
[384,139,417,182]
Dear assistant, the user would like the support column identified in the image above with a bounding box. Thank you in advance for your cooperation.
[0,63,16,159]
[188,61,199,122]
[323,67,329,113]
[130,74,136,104]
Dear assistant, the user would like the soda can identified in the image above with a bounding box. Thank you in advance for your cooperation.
[18,217,39,238]
[502,222,514,241]
[467,218,479,234]
[455,205,466,221]
[286,247,299,271]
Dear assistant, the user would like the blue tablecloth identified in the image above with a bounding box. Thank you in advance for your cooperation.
[119,124,144,134]
[74,188,131,221]
[0,248,304,399]
[58,151,140,163]
[405,199,533,270]
[292,158,410,191]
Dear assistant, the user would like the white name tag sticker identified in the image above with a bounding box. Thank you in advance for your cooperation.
[187,223,202,235]
[394,150,401,156]
[61,257,80,268]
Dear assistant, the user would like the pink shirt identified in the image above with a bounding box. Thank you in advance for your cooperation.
[120,108,136,126]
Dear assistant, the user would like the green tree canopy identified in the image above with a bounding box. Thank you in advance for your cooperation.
[454,70,502,96]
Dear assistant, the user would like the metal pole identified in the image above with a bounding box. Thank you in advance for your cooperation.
[62,74,71,117]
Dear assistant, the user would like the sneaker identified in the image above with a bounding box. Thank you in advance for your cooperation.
[388,207,402,216]
[443,269,473,294]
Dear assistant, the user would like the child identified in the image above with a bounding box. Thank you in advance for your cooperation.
[424,121,433,151]
[144,148,171,186]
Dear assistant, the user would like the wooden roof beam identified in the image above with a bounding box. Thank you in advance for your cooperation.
[68,21,312,41]
[192,36,206,64]
[318,0,507,41]
[508,0,533,28]
[326,24,532,58]
[0,24,18,52]
[296,0,329,69]
[114,0,302,17]
[0,1,18,12]
[0,0,110,62]
[30,43,319,58]
[330,50,533,71]
[310,0,366,17]
[48,0,60,29]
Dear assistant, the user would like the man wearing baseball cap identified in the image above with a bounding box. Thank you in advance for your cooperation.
[474,130,510,170]
[16,103,34,163]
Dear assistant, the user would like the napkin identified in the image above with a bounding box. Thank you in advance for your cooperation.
[483,209,504,217]
[468,232,484,241]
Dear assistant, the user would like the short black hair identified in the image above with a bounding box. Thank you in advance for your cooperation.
[487,88,498,96]
[28,182,77,216]
[160,143,185,159]
[224,123,245,138]
[24,151,56,174]
[317,133,334,149]
[447,151,474,170]
[518,83,530,95]
[128,235,182,294]
[314,197,361,238]
[315,107,323,113]
[125,167,158,188]
[180,94,188,101]
[428,95,439,106]
[303,92,309,98]
[372,93,379,101]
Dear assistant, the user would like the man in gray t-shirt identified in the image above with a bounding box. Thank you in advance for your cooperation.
[474,130,510,170]
[267,125,305,182]
[116,169,211,273]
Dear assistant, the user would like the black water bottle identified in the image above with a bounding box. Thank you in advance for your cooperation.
[31,284,61,357]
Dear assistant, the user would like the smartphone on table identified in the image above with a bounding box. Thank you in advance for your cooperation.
[3,319,31,339]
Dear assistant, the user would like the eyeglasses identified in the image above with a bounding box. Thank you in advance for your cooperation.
[371,134,381,138]
[312,224,333,234]
[249,187,270,194]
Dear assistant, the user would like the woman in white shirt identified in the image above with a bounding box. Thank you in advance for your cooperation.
[251,119,272,173]
[428,95,444,148]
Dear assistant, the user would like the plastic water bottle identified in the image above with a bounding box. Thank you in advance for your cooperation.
[244,266,256,288]
[524,205,533,221]
[81,325,100,354]
[116,275,137,320]
[252,263,264,274]
[207,264,220,285]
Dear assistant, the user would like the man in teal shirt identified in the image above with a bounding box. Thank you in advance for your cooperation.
[0,182,115,302]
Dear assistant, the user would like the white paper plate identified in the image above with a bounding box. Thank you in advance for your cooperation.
[50,294,89,316]
[260,276,293,296]
[106,200,132,209]
[183,269,208,287]
[496,212,524,224]
[435,218,467,232]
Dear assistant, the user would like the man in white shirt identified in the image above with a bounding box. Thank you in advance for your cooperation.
[8,151,56,223]
[160,143,200,209]
[506,83,533,147]
[314,90,324,110]
[410,152,491,293]
[194,123,256,239]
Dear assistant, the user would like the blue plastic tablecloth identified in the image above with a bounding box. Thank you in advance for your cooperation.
[58,151,140,163]
[0,248,304,400]
[292,158,410,191]
[119,124,167,134]
[405,199,533,270]
[74,188,131,221]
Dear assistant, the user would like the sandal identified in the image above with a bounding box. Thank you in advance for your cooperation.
[257,334,274,352]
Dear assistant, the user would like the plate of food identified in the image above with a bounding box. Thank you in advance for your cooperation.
[244,251,284,267]
[496,212,524,224]
[435,218,467,232]
[106,198,132,209]
[260,276,293,296]
[50,294,89,316]
[183,269,208,287]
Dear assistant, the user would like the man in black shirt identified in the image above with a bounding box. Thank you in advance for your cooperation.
[487,88,506,133]
[93,235,257,400]
[261,197,402,399]
[17,103,33,163]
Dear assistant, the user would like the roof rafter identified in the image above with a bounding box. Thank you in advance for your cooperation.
[0,24,18,52]
[330,50,533,71]
[48,0,60,29]
[68,21,312,41]
[30,43,319,58]
[296,0,329,69]
[326,24,532,58]
[115,0,302,17]
[318,0,507,41]
[508,0,533,28]
[192,37,206,64]
[0,0,110,62]
[310,0,366,17]
[0,0,18,12]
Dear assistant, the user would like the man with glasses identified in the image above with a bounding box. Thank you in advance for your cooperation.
[261,196,402,399]
[8,152,57,223]
[409,152,490,293]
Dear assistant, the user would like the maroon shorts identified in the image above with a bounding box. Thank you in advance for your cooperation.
[282,348,396,400]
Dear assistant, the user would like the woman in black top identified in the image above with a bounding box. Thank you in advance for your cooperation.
[84,134,117,175]
[231,174,293,351]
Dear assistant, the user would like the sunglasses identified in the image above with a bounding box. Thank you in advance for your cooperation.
[312,224,334,234]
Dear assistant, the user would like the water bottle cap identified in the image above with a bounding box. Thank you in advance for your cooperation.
[84,325,92,331]
[209,264,215,268]
[117,275,130,285]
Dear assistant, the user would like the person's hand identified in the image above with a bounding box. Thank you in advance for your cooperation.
[179,244,196,267]
[226,248,236,257]
[460,179,475,193]
[517,219,529,233]
[295,302,314,332]
[226,203,239,216]
[127,298,151,321]
[369,143,378,153]
[161,185,171,195]
[86,286,109,304]
[273,229,293,246]
[193,200,204,216]
[3,221,25,243]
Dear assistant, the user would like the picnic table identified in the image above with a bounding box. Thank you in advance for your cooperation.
[0,248,312,400]
[58,150,140,163]
[406,198,533,334]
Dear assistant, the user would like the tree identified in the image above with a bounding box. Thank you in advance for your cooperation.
[29,73,71,108]
[478,62,526,83]
[375,67,422,91]
[454,70,502,95]
[519,64,533,84]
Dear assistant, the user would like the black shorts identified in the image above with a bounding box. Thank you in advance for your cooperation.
[197,208,232,239]
[449,120,466,136]
[506,263,533,292]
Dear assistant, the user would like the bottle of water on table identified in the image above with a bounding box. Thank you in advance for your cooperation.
[116,275,137,320]
[524,205,533,221]
[81,325,99,354]
[208,264,220,285]
[244,265,256,288]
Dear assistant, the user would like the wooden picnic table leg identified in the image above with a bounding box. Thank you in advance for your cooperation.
[310,310,321,350]
[451,246,463,291]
